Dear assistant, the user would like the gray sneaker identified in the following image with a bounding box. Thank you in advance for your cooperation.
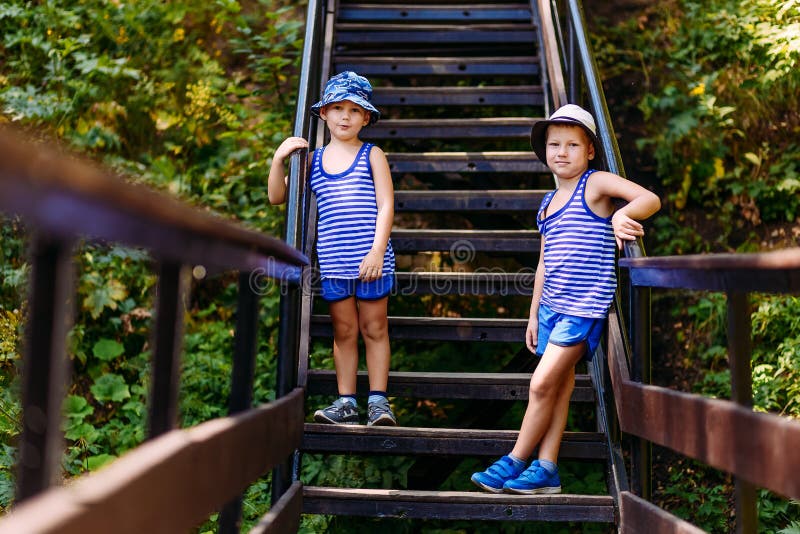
[314,398,359,425]
[367,398,397,426]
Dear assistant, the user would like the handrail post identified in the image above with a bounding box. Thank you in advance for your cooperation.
[727,291,757,534]
[629,283,652,501]
[219,271,262,534]
[147,261,190,439]
[15,235,74,502]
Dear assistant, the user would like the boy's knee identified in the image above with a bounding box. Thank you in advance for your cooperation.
[359,317,388,341]
[333,319,359,342]
[529,377,558,400]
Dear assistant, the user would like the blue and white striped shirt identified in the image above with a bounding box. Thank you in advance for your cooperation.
[537,169,616,319]
[310,142,395,278]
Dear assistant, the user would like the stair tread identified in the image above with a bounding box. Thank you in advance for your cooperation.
[304,424,603,441]
[339,5,532,23]
[312,315,528,325]
[394,190,546,211]
[304,486,614,505]
[305,369,595,402]
[392,228,537,236]
[307,369,591,385]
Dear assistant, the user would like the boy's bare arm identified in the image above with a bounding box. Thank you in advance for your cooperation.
[590,171,661,248]
[358,146,394,281]
[526,237,546,353]
[268,136,308,205]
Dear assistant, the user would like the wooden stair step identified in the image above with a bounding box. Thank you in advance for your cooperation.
[302,425,607,459]
[339,5,532,23]
[365,118,537,139]
[373,85,543,107]
[311,315,528,341]
[395,190,546,211]
[391,229,540,252]
[335,24,537,46]
[302,487,616,522]
[334,56,541,76]
[310,270,535,296]
[306,370,595,402]
[393,271,534,295]
[387,151,546,173]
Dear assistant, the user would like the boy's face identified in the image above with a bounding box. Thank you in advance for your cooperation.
[320,100,370,141]
[545,124,595,178]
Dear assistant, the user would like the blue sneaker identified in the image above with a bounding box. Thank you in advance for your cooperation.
[503,460,562,494]
[471,455,526,493]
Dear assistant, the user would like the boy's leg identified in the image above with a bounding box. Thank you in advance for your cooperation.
[357,296,396,426]
[357,296,390,392]
[329,296,360,395]
[537,364,576,462]
[511,342,584,460]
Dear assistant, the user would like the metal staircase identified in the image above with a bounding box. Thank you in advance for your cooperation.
[293,0,617,527]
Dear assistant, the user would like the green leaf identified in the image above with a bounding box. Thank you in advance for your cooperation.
[92,339,124,361]
[86,454,116,471]
[64,395,93,420]
[90,374,130,403]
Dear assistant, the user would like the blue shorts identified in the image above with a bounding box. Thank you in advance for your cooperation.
[535,304,605,361]
[320,275,394,302]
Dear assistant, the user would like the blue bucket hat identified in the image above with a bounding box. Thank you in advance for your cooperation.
[310,71,381,125]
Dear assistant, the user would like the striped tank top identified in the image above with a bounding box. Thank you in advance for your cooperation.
[310,142,395,278]
[536,169,616,318]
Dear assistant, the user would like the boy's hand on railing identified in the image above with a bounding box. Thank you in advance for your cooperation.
[274,137,308,161]
[611,210,645,250]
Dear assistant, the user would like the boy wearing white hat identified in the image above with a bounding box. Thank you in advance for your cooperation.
[269,71,397,426]
[471,104,660,494]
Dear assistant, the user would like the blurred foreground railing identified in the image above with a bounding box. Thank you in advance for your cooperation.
[0,125,308,533]
[614,249,800,533]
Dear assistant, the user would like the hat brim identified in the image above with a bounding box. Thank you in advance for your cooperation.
[530,118,606,171]
[310,97,381,125]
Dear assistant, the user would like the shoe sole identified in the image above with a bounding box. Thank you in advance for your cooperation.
[367,414,397,426]
[503,486,562,495]
[313,412,359,425]
[470,477,504,494]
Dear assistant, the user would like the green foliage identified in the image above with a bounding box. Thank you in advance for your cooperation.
[595,0,800,254]
[0,0,304,523]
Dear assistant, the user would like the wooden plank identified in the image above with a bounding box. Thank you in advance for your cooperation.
[607,311,800,501]
[335,25,536,46]
[0,129,307,274]
[306,370,595,402]
[302,487,615,522]
[302,425,607,459]
[619,248,800,293]
[392,271,535,296]
[0,389,305,534]
[311,315,528,341]
[391,229,540,252]
[536,0,567,106]
[387,152,546,173]
[339,5,532,23]
[250,481,303,534]
[365,117,537,140]
[373,85,543,106]
[334,56,541,76]
[395,190,546,211]
[620,491,705,534]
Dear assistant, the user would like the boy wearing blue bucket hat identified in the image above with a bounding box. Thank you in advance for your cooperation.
[470,104,660,494]
[268,71,397,426]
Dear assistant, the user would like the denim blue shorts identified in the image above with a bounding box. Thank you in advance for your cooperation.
[535,304,605,361]
[320,275,394,302]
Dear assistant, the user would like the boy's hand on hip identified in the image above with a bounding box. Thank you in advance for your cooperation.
[358,249,384,281]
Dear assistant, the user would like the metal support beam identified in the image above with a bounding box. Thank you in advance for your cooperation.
[629,284,652,501]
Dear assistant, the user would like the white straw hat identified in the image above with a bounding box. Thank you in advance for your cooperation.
[530,104,605,169]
